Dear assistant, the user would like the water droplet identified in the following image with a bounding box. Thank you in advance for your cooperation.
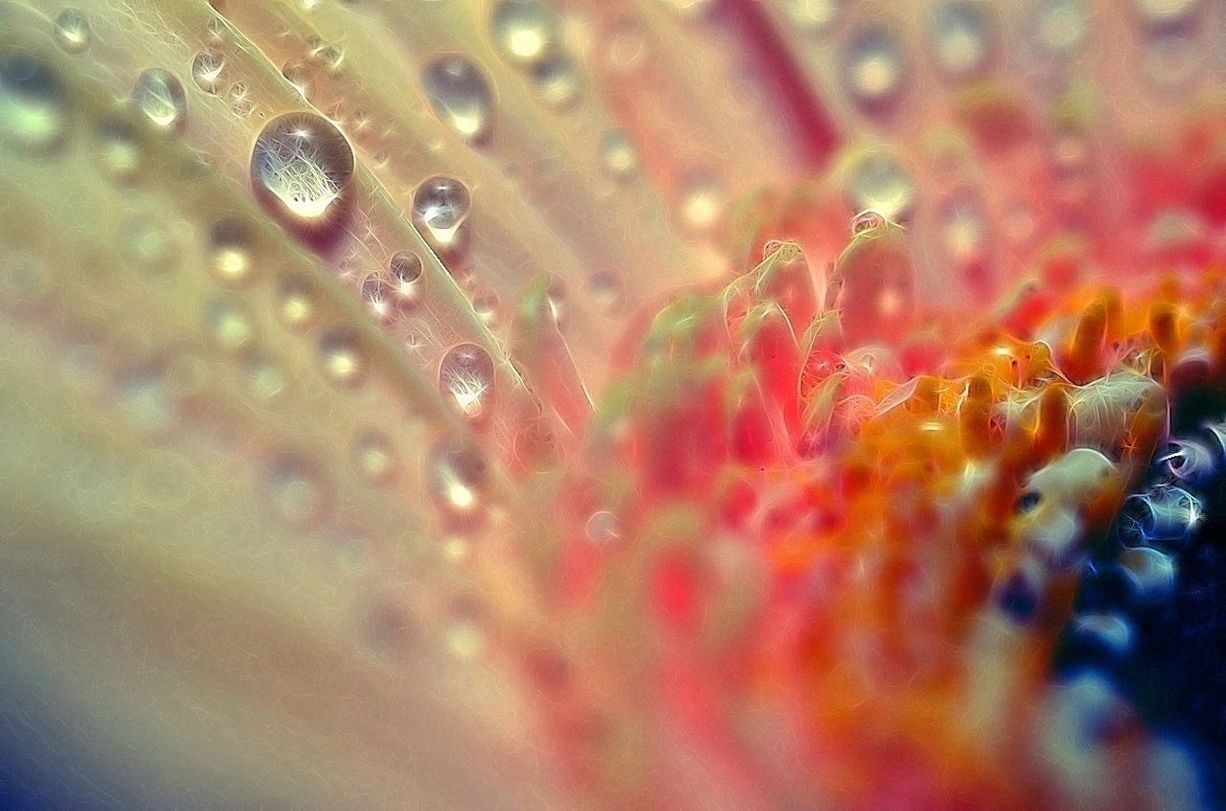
[429,441,488,520]
[120,215,178,273]
[281,58,314,99]
[352,430,397,485]
[440,343,496,419]
[389,250,423,300]
[244,354,286,401]
[275,273,317,331]
[471,287,500,327]
[422,55,494,144]
[600,131,639,180]
[1141,33,1203,89]
[412,175,471,245]
[532,51,582,111]
[844,27,906,113]
[0,54,67,153]
[206,297,256,353]
[132,69,187,131]
[361,273,399,321]
[939,198,987,263]
[931,2,991,79]
[1133,0,1202,27]
[491,0,558,65]
[843,152,915,224]
[268,455,326,526]
[586,510,621,543]
[1033,0,1089,56]
[191,49,226,94]
[207,219,257,286]
[94,115,144,184]
[251,112,355,232]
[226,82,254,116]
[115,367,177,437]
[318,326,367,387]
[781,0,840,34]
[679,174,725,233]
[53,8,92,54]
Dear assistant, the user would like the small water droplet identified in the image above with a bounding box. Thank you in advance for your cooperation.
[277,273,318,330]
[94,115,144,184]
[226,82,254,116]
[352,429,397,485]
[120,215,178,273]
[600,131,639,180]
[0,54,67,153]
[843,152,915,224]
[679,174,725,233]
[318,326,367,387]
[207,218,257,286]
[251,112,355,234]
[53,8,92,54]
[532,51,582,111]
[1033,0,1089,56]
[244,354,286,400]
[412,175,471,245]
[491,0,558,65]
[268,455,326,526]
[586,510,621,543]
[781,0,840,34]
[931,2,991,79]
[361,273,401,321]
[422,55,494,144]
[389,250,423,301]
[844,27,906,113]
[191,49,226,94]
[281,58,314,99]
[429,441,488,521]
[206,297,256,353]
[132,68,188,131]
[439,342,496,419]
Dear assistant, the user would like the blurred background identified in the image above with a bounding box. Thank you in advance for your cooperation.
[1,0,1225,807]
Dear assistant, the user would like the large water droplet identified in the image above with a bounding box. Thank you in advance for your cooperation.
[413,175,471,245]
[132,68,187,131]
[1133,0,1202,27]
[251,112,355,232]
[0,54,67,153]
[491,0,558,65]
[318,326,367,387]
[422,55,494,144]
[843,27,906,113]
[191,49,226,94]
[931,1,992,79]
[439,342,496,419]
[53,8,92,54]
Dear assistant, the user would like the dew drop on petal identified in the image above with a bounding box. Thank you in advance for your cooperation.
[132,68,187,131]
[422,55,494,144]
[53,8,92,54]
[439,342,496,419]
[0,54,67,153]
[251,112,355,232]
